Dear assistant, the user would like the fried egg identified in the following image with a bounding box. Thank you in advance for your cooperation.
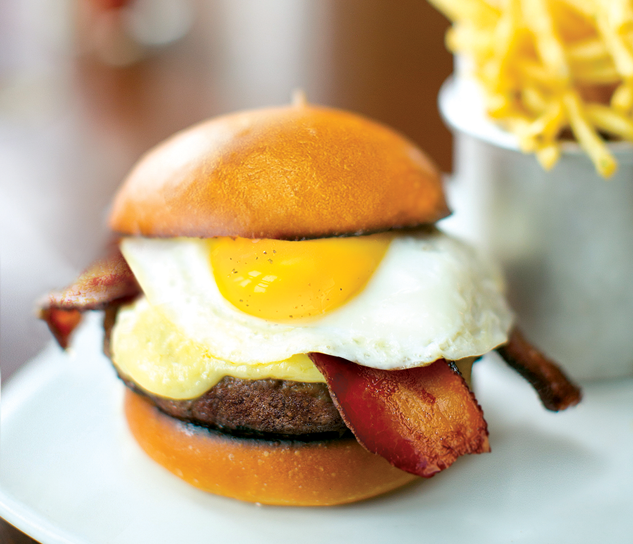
[114,229,512,394]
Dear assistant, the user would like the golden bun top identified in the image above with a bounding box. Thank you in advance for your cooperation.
[109,102,449,239]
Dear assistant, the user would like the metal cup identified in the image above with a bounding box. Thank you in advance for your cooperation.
[439,75,633,381]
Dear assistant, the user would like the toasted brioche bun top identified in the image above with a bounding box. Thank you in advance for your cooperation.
[109,103,449,239]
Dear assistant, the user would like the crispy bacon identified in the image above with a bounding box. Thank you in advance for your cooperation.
[309,353,490,478]
[496,327,582,411]
[38,247,140,348]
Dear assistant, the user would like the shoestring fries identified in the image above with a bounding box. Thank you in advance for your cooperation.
[429,0,633,177]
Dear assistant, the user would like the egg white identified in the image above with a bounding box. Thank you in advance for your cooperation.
[119,229,513,370]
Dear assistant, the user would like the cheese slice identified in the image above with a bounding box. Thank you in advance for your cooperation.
[111,297,325,400]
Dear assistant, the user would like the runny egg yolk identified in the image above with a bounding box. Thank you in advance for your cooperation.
[210,233,392,322]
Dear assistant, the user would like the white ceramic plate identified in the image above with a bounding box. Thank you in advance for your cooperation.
[1,315,632,544]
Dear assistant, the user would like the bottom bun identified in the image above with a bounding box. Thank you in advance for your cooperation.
[124,389,418,506]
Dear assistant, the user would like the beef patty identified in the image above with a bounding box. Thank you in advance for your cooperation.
[105,306,349,439]
[120,373,348,440]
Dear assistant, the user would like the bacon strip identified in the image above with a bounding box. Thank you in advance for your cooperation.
[496,328,582,411]
[38,247,140,348]
[309,354,490,478]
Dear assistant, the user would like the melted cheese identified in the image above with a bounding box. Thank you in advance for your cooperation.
[111,297,325,400]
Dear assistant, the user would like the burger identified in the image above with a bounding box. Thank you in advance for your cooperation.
[39,99,581,506]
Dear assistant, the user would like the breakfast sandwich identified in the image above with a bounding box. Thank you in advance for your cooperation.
[39,99,581,506]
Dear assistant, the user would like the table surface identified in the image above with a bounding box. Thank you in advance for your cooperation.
[0,518,39,544]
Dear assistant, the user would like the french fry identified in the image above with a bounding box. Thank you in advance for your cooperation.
[585,103,633,140]
[485,0,522,93]
[536,142,561,170]
[611,80,633,112]
[518,60,567,90]
[573,62,621,84]
[566,38,610,63]
[526,98,565,141]
[595,8,633,78]
[521,85,549,114]
[521,0,570,80]
[485,92,517,118]
[562,91,617,177]
[447,24,495,58]
[506,114,540,152]
[514,98,565,154]
[596,0,633,36]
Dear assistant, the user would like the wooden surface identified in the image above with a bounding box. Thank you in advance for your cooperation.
[0,518,39,544]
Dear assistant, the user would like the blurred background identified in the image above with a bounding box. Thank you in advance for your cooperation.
[0,0,452,380]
